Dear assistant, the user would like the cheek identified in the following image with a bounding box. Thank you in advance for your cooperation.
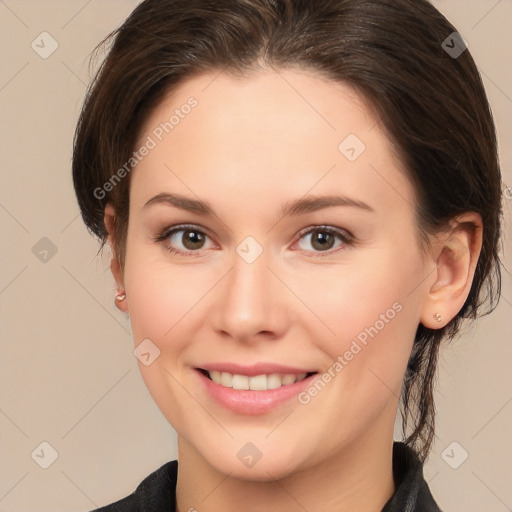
[122,233,204,341]
[122,242,204,427]
[304,246,422,340]
[305,244,423,399]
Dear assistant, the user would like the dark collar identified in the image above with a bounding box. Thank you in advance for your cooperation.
[382,442,442,512]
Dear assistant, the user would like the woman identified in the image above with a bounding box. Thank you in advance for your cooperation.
[72,0,503,510]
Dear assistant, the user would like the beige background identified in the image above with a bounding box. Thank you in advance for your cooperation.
[0,1,511,511]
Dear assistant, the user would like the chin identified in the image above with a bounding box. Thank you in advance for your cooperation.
[218,458,302,482]
[198,439,310,482]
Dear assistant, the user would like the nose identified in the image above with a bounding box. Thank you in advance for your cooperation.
[209,247,289,343]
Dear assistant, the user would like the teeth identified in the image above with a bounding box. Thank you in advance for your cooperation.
[207,371,308,390]
[281,374,296,386]
[210,370,221,383]
[267,374,281,389]
[220,371,232,387]
[248,374,267,391]
[232,374,249,390]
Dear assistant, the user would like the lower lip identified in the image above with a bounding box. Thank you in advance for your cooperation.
[195,369,318,415]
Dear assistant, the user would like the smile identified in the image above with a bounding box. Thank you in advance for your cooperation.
[194,365,319,415]
[199,369,313,390]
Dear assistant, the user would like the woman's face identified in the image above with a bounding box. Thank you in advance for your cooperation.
[117,68,436,480]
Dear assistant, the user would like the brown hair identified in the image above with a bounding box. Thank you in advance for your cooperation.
[72,0,503,462]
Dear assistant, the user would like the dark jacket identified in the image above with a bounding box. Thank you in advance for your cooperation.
[89,442,442,511]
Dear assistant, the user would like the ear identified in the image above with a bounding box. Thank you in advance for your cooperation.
[104,204,128,313]
[420,211,483,329]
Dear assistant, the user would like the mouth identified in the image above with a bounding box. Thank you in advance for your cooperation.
[197,368,317,391]
[194,364,319,415]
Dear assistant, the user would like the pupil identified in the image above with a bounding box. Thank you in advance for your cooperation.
[313,231,333,250]
[185,230,204,249]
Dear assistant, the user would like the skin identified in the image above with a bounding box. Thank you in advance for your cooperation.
[104,68,482,512]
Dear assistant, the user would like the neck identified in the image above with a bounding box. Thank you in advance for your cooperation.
[175,419,396,512]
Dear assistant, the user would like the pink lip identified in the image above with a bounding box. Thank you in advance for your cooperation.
[194,368,318,415]
[197,362,315,376]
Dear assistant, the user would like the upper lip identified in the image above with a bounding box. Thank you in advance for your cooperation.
[196,362,317,376]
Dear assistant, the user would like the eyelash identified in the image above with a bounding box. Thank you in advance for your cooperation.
[153,224,355,258]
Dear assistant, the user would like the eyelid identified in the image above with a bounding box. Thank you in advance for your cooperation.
[295,224,353,240]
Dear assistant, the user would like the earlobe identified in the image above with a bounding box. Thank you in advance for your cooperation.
[420,213,483,329]
[104,204,129,313]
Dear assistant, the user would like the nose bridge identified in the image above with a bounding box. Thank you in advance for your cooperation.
[212,241,283,339]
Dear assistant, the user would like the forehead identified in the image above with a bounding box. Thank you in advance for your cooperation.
[138,67,375,146]
[130,68,413,215]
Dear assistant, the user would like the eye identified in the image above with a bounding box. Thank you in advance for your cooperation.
[154,224,214,257]
[154,224,354,258]
[294,226,354,256]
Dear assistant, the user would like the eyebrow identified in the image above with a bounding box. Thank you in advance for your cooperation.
[142,192,374,217]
